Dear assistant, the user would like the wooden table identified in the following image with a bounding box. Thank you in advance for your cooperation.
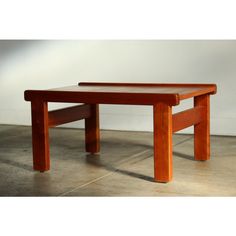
[24,82,217,183]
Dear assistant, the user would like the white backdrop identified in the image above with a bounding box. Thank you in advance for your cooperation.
[0,40,235,135]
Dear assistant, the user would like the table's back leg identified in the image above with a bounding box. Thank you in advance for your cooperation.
[194,94,210,160]
[153,103,173,182]
[31,100,50,171]
[85,104,100,153]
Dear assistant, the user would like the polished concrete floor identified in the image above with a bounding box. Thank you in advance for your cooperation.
[0,124,236,196]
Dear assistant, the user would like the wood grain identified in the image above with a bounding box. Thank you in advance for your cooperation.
[172,106,205,133]
[194,95,210,161]
[153,103,173,182]
[31,100,50,171]
[48,104,91,127]
[24,82,216,106]
[25,90,180,106]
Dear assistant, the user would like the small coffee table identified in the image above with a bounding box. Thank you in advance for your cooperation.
[24,82,217,183]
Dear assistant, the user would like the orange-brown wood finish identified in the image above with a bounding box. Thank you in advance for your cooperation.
[194,94,210,161]
[24,82,217,183]
[153,103,173,182]
[172,106,205,133]
[48,104,91,127]
[25,82,216,106]
[31,100,50,171]
[85,104,100,153]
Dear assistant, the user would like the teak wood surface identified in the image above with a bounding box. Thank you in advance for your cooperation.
[25,82,217,183]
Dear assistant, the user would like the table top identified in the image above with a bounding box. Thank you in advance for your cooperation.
[25,82,217,106]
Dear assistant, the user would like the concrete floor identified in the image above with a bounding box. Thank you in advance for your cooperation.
[0,124,236,196]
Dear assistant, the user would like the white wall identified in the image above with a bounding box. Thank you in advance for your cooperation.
[0,40,235,135]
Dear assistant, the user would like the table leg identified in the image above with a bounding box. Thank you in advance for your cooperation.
[153,103,173,182]
[31,100,50,171]
[194,94,210,160]
[85,104,100,153]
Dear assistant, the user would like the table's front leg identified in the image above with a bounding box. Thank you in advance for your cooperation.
[153,103,173,182]
[85,104,100,153]
[31,100,50,172]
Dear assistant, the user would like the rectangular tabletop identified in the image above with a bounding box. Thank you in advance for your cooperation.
[25,82,217,106]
